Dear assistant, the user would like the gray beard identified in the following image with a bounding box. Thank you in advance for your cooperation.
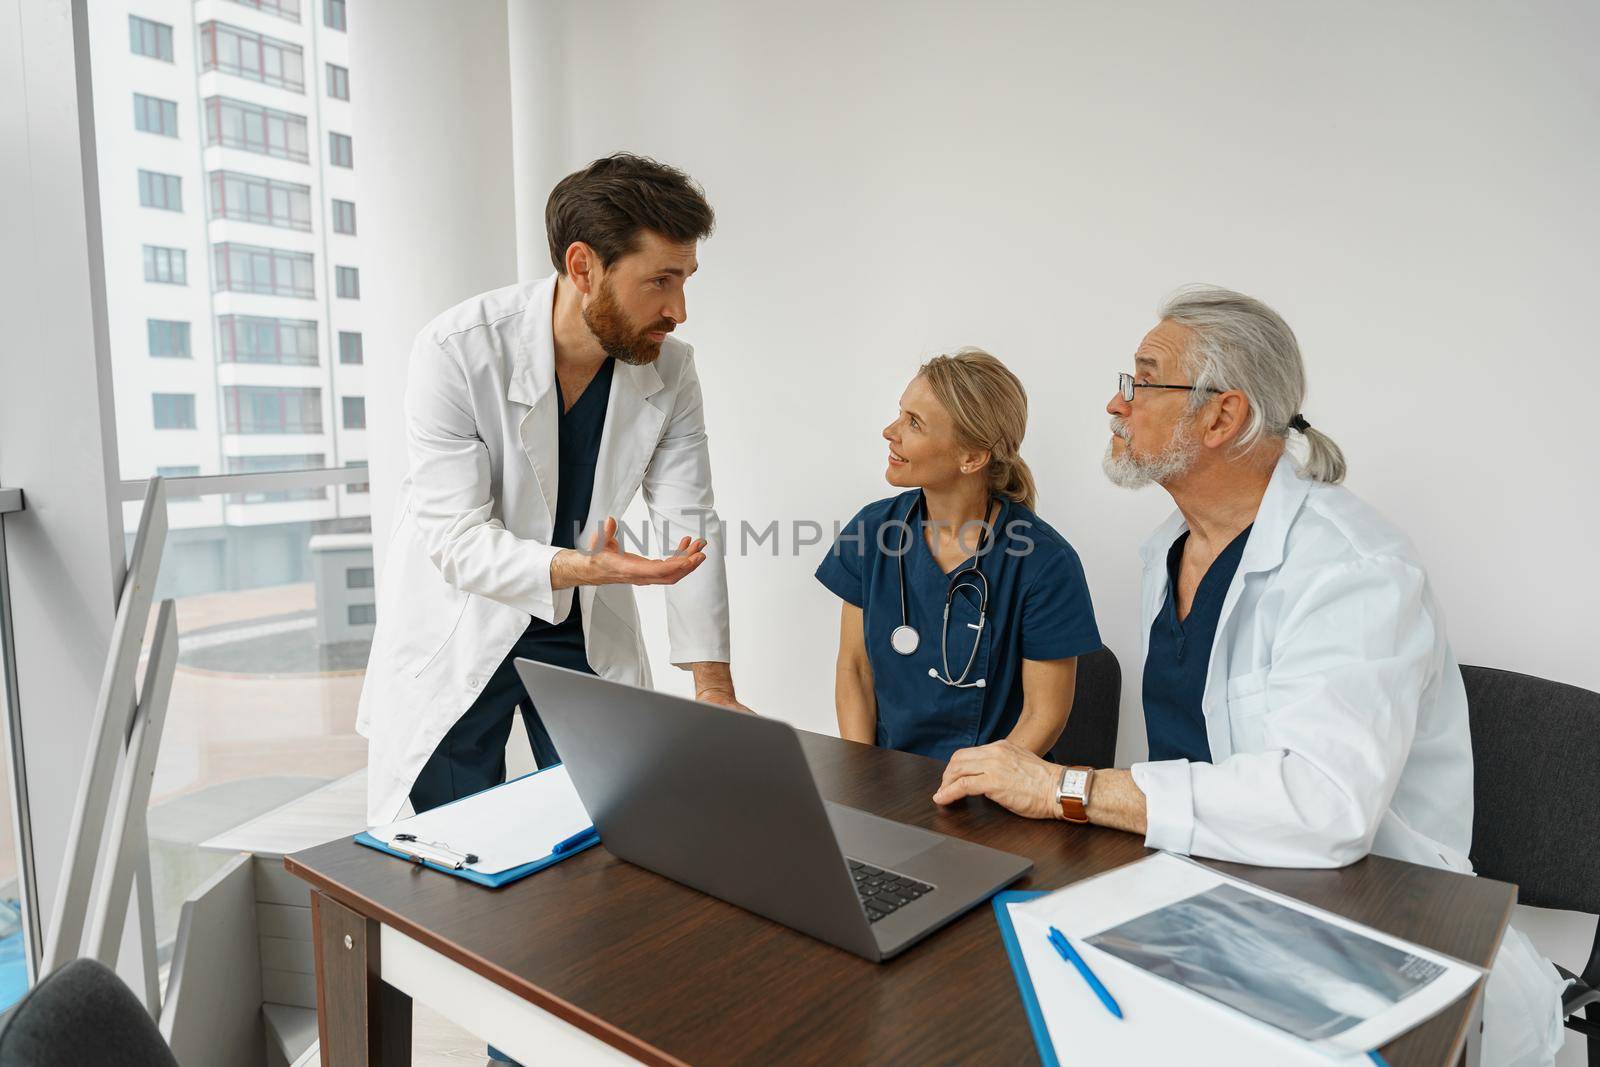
[1102,416,1199,489]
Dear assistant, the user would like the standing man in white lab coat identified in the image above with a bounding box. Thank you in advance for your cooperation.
[357,154,747,830]
[932,287,1567,1064]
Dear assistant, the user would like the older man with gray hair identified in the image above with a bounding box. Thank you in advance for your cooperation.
[933,286,1566,1064]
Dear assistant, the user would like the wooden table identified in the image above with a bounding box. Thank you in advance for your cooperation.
[285,732,1511,1066]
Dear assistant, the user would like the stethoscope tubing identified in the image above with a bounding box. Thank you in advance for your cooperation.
[890,492,995,689]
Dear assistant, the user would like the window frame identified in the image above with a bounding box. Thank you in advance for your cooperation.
[128,15,175,62]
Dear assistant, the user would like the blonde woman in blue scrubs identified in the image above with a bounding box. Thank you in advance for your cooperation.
[815,349,1101,761]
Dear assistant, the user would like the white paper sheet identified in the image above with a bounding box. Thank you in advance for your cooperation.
[367,765,593,875]
[1008,853,1485,1064]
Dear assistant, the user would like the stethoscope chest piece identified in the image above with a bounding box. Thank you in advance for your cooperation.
[890,625,920,656]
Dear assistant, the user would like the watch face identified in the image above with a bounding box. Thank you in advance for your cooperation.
[1062,770,1087,796]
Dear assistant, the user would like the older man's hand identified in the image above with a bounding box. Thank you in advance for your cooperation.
[932,740,1061,820]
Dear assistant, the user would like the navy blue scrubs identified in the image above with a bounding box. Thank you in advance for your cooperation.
[1142,524,1253,764]
[409,359,616,814]
[815,491,1101,761]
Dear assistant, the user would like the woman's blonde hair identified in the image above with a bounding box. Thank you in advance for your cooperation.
[917,348,1037,510]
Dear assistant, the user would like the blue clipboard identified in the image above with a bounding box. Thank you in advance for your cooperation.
[353,764,599,888]
[993,890,1057,1067]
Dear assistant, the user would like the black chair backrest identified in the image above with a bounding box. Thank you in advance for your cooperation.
[0,958,178,1067]
[1462,664,1600,915]
[1049,645,1121,768]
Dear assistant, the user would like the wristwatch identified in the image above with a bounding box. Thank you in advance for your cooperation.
[1056,765,1094,823]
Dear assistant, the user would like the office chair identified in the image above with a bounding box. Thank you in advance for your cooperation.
[0,958,178,1067]
[1048,645,1121,769]
[1461,664,1600,1066]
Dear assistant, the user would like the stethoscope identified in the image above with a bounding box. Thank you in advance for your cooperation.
[888,493,995,689]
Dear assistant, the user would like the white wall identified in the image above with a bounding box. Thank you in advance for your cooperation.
[349,0,519,577]
[508,0,1598,1044]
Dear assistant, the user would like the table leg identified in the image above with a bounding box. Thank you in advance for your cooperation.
[311,889,413,1065]
[1457,986,1484,1067]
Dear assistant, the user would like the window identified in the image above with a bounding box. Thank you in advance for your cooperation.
[344,459,369,493]
[222,386,323,434]
[199,21,305,92]
[335,266,359,299]
[143,245,187,284]
[204,96,309,161]
[133,93,179,136]
[212,242,315,298]
[147,319,192,358]
[348,603,376,626]
[152,393,196,430]
[225,454,328,503]
[137,169,183,211]
[345,566,374,589]
[328,132,353,168]
[217,315,318,365]
[341,395,365,429]
[226,0,301,22]
[324,0,346,31]
[129,15,174,61]
[331,198,356,235]
[209,171,312,230]
[325,63,349,101]
[337,331,363,365]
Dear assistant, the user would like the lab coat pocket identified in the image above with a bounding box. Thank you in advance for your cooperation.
[408,586,470,678]
[1225,668,1272,752]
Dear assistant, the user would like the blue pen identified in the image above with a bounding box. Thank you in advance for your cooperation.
[1047,926,1123,1020]
[552,826,598,854]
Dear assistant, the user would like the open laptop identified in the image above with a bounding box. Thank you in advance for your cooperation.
[514,659,1032,962]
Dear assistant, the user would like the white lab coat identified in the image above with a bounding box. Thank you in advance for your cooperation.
[1129,455,1566,1065]
[356,274,730,825]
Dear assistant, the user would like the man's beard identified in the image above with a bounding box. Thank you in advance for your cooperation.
[582,278,673,366]
[1102,414,1199,489]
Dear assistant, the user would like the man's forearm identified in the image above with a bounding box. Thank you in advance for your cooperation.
[550,548,591,590]
[1084,769,1148,835]
[688,660,735,698]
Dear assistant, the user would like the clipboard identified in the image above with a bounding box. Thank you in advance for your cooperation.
[993,890,1058,1067]
[354,762,599,889]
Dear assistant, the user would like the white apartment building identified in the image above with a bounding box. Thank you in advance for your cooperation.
[93,0,370,598]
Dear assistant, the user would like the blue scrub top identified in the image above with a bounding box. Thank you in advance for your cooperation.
[814,491,1101,761]
[1142,523,1253,764]
[517,357,616,670]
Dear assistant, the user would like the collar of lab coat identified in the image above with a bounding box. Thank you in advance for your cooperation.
[507,272,669,532]
[1138,452,1311,581]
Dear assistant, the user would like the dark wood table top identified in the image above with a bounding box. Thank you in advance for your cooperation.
[286,731,1513,1067]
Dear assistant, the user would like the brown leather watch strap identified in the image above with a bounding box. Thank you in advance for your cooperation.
[1058,765,1093,824]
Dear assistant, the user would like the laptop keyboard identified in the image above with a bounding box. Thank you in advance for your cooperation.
[847,859,935,923]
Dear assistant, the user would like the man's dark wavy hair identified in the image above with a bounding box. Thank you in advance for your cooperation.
[545,153,715,273]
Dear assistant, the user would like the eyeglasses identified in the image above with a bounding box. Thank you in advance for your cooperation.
[1117,372,1220,404]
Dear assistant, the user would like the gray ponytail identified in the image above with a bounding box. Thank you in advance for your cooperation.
[1160,285,1348,484]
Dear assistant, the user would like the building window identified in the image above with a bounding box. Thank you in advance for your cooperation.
[147,319,192,358]
[133,93,179,136]
[348,603,376,626]
[217,315,318,365]
[344,459,369,493]
[223,386,323,434]
[331,198,356,235]
[199,21,305,93]
[204,96,310,161]
[212,242,315,298]
[338,331,363,365]
[326,62,349,101]
[208,170,312,230]
[345,566,374,589]
[224,453,328,503]
[225,0,301,22]
[341,395,366,429]
[152,393,197,430]
[138,169,183,211]
[335,266,359,299]
[324,0,346,32]
[328,131,353,168]
[129,15,174,61]
[143,245,187,285]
